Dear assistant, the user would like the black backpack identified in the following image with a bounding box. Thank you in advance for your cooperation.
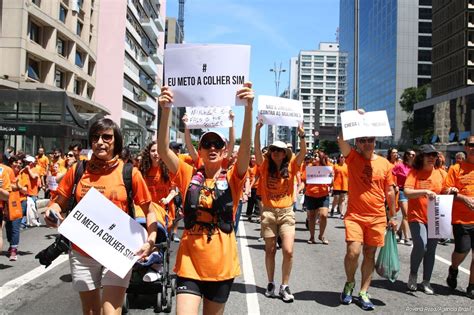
[68,160,135,218]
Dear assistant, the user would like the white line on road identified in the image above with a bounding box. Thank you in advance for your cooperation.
[0,254,69,300]
[435,255,470,275]
[238,221,260,315]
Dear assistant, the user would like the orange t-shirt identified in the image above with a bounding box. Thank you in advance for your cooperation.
[0,164,12,208]
[404,168,446,224]
[36,155,49,176]
[172,159,245,281]
[303,163,331,198]
[248,165,258,188]
[135,202,167,228]
[57,160,152,255]
[259,157,299,208]
[144,166,177,222]
[20,167,40,196]
[345,149,394,218]
[333,163,349,191]
[443,161,474,225]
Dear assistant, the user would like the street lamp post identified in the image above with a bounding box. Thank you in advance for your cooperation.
[268,62,286,145]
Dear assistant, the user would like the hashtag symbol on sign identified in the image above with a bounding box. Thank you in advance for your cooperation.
[109,224,116,230]
[202,64,207,72]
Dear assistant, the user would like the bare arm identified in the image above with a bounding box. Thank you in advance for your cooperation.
[404,187,436,199]
[27,166,39,179]
[183,114,199,162]
[294,124,307,166]
[254,119,263,165]
[226,110,235,160]
[157,87,179,174]
[235,82,254,178]
[337,132,352,157]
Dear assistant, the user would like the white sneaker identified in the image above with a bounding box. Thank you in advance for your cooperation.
[142,270,161,282]
[265,282,276,297]
[407,273,417,291]
[279,285,294,303]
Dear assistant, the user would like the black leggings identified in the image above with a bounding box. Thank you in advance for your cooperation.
[246,188,260,216]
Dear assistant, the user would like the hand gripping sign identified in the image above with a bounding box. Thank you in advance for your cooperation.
[257,95,303,127]
[58,188,147,278]
[164,44,250,107]
[340,110,392,140]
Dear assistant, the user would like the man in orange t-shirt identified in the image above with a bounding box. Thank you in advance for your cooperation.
[36,147,49,189]
[337,128,397,310]
[443,135,474,298]
[245,154,260,220]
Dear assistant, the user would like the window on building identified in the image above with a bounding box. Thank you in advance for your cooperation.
[418,64,431,76]
[88,61,95,76]
[76,21,83,36]
[59,5,67,23]
[326,109,335,115]
[301,62,311,67]
[314,56,324,61]
[56,38,66,56]
[418,50,431,62]
[418,35,432,48]
[32,0,41,7]
[55,69,65,88]
[314,76,324,81]
[27,58,40,81]
[74,79,82,95]
[314,89,323,94]
[419,22,431,34]
[419,0,432,7]
[29,20,41,44]
[327,56,337,61]
[326,96,336,101]
[326,69,336,75]
[301,75,311,80]
[301,55,311,60]
[326,82,336,88]
[75,51,84,68]
[326,89,336,94]
[327,62,336,68]
[326,76,336,81]
[301,88,311,94]
[419,8,431,20]
[314,62,324,67]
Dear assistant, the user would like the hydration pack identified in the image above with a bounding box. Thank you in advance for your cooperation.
[183,168,233,242]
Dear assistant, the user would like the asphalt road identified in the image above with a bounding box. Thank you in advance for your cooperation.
[1,204,473,315]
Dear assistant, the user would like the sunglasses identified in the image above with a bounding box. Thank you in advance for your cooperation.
[67,153,75,158]
[466,143,474,148]
[357,137,375,144]
[91,133,114,143]
[425,152,438,158]
[200,140,225,150]
[270,147,286,153]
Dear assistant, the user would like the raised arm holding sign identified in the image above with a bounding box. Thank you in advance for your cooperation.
[340,110,392,140]
[257,95,303,127]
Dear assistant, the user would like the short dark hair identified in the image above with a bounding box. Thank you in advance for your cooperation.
[402,149,415,164]
[68,141,83,151]
[88,118,123,157]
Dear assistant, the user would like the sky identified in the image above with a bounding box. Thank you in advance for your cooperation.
[165,0,340,141]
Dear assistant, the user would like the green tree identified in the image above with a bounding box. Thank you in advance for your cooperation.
[399,85,428,140]
[320,140,339,155]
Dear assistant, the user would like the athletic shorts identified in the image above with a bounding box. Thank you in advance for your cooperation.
[176,276,234,304]
[304,195,329,210]
[344,214,387,247]
[452,224,474,254]
[69,250,132,291]
[332,190,347,196]
[261,205,295,238]
[398,189,408,203]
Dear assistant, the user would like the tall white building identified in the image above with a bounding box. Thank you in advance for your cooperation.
[295,42,347,149]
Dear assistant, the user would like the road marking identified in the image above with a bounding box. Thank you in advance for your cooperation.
[238,221,260,315]
[435,255,470,275]
[0,254,69,300]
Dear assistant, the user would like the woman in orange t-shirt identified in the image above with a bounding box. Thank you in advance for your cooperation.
[254,119,306,303]
[157,84,253,315]
[140,140,178,236]
[404,144,446,294]
[44,118,156,315]
[330,154,348,218]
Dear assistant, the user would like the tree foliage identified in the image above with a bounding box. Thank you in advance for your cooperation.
[399,85,429,141]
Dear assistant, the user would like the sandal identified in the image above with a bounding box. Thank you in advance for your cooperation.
[307,239,316,244]
[318,236,329,245]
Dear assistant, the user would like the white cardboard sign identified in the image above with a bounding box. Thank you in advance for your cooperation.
[185,106,232,129]
[46,175,58,191]
[427,195,453,239]
[164,44,250,107]
[58,188,147,278]
[305,166,334,184]
[257,96,303,127]
[340,110,392,140]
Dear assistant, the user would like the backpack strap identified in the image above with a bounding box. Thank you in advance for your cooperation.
[67,160,86,214]
[122,162,135,219]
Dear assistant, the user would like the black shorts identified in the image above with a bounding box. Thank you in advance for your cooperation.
[332,190,347,196]
[176,276,234,304]
[452,224,474,253]
[303,195,329,210]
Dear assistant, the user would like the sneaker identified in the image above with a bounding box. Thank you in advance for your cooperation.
[403,239,412,246]
[172,234,180,243]
[340,281,355,304]
[358,291,374,311]
[142,270,162,282]
[6,247,12,257]
[265,282,276,298]
[398,239,405,245]
[279,285,294,303]
[9,248,18,261]
[446,266,458,289]
[421,281,434,295]
[438,238,450,245]
[407,273,417,291]
[466,284,474,299]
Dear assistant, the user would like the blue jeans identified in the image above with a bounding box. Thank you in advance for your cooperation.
[409,222,438,281]
[5,218,21,247]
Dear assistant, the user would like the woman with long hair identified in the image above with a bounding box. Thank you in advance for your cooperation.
[44,118,156,315]
[404,144,446,294]
[330,154,348,219]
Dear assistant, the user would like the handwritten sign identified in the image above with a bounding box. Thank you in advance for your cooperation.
[340,110,392,140]
[257,96,303,127]
[427,195,453,239]
[164,44,250,107]
[185,106,232,129]
[305,166,333,184]
[46,175,58,191]
[58,188,147,278]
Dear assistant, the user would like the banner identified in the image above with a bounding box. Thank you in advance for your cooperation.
[185,106,232,129]
[164,44,250,107]
[257,96,303,127]
[305,166,333,184]
[427,195,453,239]
[340,110,392,140]
[58,188,148,278]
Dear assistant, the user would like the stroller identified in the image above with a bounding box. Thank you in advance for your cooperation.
[123,205,176,314]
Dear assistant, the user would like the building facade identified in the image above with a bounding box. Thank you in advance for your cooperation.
[339,0,432,143]
[0,0,107,153]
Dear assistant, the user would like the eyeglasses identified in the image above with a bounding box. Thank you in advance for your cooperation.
[466,143,474,148]
[91,133,114,143]
[67,153,75,158]
[200,140,225,150]
[357,137,375,144]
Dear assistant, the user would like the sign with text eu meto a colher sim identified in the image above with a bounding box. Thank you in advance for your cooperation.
[164,44,250,107]
[340,110,392,140]
[58,188,147,279]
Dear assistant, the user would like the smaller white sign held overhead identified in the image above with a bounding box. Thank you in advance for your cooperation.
[257,95,303,127]
[185,106,232,129]
[305,166,334,185]
[164,44,250,107]
[340,110,392,140]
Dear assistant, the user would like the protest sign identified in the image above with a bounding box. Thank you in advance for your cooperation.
[58,188,147,278]
[305,166,334,184]
[340,110,392,140]
[427,195,453,239]
[257,96,303,127]
[164,44,250,107]
[46,175,58,191]
[185,106,232,129]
